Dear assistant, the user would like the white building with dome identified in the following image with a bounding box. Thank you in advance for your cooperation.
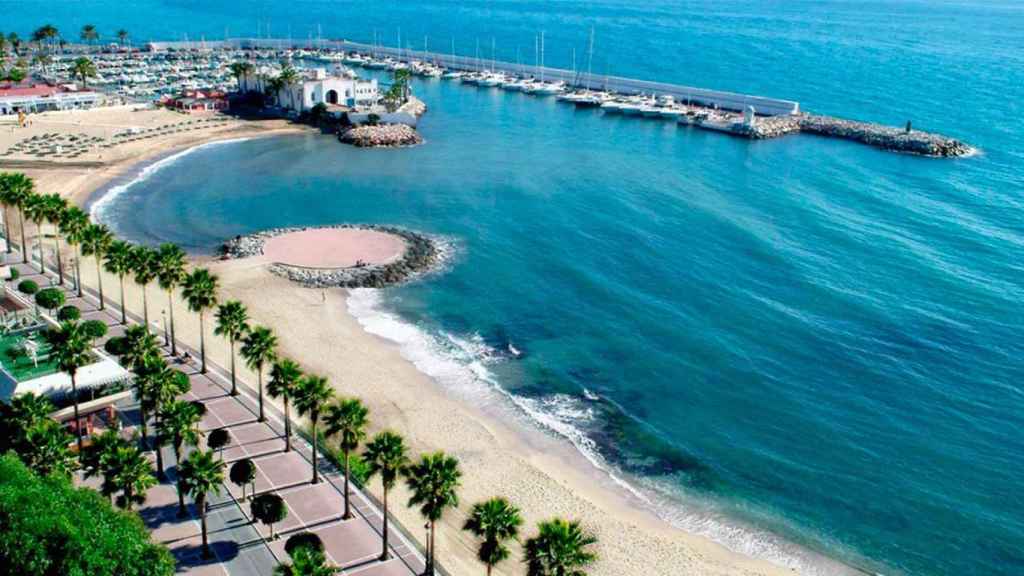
[239,66,379,112]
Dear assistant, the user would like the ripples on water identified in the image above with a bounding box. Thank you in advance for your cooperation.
[65,1,1024,575]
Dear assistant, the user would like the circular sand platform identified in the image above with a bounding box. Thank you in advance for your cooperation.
[262,228,407,269]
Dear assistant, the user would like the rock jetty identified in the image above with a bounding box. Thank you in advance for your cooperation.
[796,115,972,157]
[701,113,971,157]
[221,225,442,288]
[339,124,424,148]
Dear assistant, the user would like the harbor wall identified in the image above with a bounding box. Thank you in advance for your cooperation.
[146,37,801,116]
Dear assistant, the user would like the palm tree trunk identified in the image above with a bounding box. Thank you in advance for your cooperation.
[199,312,206,373]
[119,275,126,324]
[124,486,133,511]
[229,339,237,395]
[380,485,390,560]
[2,207,10,253]
[428,521,436,575]
[283,399,291,452]
[311,417,319,484]
[75,246,82,296]
[168,290,177,355]
[154,412,166,480]
[18,209,26,263]
[175,444,186,517]
[95,256,105,310]
[54,233,63,284]
[257,368,264,422]
[343,451,352,518]
[71,373,82,453]
[141,284,149,330]
[140,405,149,448]
[199,494,211,558]
[36,222,43,273]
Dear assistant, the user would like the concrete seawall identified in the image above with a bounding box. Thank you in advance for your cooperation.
[147,37,974,157]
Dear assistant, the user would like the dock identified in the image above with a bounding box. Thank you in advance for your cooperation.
[146,37,973,157]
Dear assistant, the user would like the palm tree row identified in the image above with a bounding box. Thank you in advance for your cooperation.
[2,171,600,575]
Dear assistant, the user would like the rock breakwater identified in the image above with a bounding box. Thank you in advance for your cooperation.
[796,115,972,157]
[221,225,443,288]
[340,124,424,148]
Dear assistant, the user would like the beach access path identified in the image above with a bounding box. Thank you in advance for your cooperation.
[11,256,430,576]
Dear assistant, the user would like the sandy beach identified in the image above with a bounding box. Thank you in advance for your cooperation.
[3,106,798,576]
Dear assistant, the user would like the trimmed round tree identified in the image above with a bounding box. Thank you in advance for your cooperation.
[17,279,38,295]
[230,458,256,501]
[284,531,324,558]
[251,493,287,540]
[207,428,231,459]
[34,287,65,313]
[81,319,108,339]
[57,304,81,321]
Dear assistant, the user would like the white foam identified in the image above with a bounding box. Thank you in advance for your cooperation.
[345,288,867,576]
[89,137,254,222]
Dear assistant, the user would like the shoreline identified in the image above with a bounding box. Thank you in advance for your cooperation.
[24,110,850,576]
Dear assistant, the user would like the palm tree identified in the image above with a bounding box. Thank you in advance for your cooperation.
[464,497,523,576]
[31,25,58,53]
[215,300,249,396]
[108,444,157,511]
[363,431,410,560]
[80,25,99,46]
[44,320,97,452]
[144,357,191,481]
[157,398,204,517]
[273,546,337,576]
[182,268,219,373]
[229,61,255,91]
[19,419,76,476]
[71,56,97,88]
[104,240,133,324]
[22,192,47,272]
[277,65,301,112]
[324,397,368,517]
[116,29,129,47]
[406,451,462,576]
[523,519,597,576]
[240,326,277,422]
[155,243,186,354]
[80,428,129,501]
[0,173,15,250]
[3,173,33,261]
[179,449,225,559]
[268,358,302,452]
[59,206,90,295]
[266,76,286,106]
[129,245,157,330]
[42,193,67,283]
[293,374,334,484]
[124,325,160,448]
[81,223,114,309]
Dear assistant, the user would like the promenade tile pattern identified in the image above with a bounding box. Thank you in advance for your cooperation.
[12,258,427,576]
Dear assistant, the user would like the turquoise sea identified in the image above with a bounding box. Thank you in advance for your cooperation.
[12,1,1024,575]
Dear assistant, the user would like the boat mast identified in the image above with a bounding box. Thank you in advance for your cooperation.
[586,26,595,91]
[540,31,545,83]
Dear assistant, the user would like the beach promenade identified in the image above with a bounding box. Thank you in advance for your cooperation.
[9,256,429,576]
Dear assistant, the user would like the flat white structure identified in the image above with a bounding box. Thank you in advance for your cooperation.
[239,66,378,112]
[0,90,103,115]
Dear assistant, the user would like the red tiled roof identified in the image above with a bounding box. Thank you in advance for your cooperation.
[0,84,62,98]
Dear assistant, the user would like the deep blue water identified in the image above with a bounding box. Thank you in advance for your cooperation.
[22,2,1024,575]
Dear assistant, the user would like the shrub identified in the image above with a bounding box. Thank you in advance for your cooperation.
[207,428,230,453]
[251,493,288,539]
[34,288,65,312]
[17,280,38,295]
[0,454,175,576]
[103,336,127,356]
[57,305,81,321]
[366,113,381,126]
[284,531,324,558]
[8,267,19,281]
[82,319,108,339]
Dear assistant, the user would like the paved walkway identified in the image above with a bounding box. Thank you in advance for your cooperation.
[10,256,428,576]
